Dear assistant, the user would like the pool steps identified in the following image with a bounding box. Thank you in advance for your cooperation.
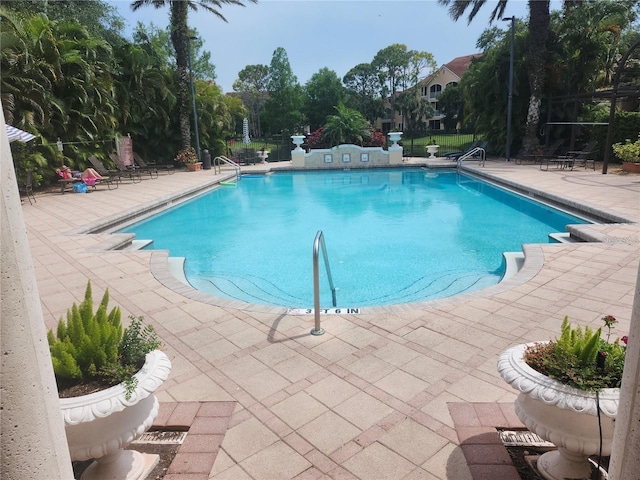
[502,252,525,281]
[168,257,190,286]
[549,232,579,243]
[125,239,152,250]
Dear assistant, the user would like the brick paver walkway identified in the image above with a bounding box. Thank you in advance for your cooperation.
[23,159,639,479]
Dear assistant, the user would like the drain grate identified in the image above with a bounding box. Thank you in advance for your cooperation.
[132,430,187,445]
[498,429,555,448]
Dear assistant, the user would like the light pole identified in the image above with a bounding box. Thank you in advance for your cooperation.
[503,16,515,162]
[186,36,201,163]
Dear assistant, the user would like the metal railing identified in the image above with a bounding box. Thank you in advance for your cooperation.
[457,147,486,169]
[213,155,241,181]
[311,230,336,336]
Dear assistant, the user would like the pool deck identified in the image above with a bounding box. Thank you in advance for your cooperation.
[24,158,640,479]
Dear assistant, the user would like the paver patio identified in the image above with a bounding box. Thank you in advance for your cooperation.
[23,159,640,479]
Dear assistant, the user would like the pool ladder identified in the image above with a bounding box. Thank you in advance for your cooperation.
[456,147,486,170]
[311,230,336,336]
[213,155,241,181]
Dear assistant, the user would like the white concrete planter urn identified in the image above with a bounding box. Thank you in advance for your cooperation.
[291,135,305,151]
[257,150,269,163]
[426,145,439,158]
[388,131,402,147]
[60,350,172,480]
[498,343,619,480]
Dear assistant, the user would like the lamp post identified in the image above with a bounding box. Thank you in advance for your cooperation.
[503,16,515,162]
[186,36,201,163]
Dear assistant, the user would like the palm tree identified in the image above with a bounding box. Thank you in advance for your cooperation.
[438,0,551,154]
[323,103,371,147]
[131,0,255,154]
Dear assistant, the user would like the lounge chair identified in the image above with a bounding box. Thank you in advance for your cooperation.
[518,139,564,165]
[108,153,143,182]
[117,153,158,179]
[443,140,479,158]
[542,140,598,171]
[565,140,598,171]
[87,155,126,186]
[133,152,174,175]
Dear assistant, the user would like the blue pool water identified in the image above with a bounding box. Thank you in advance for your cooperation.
[119,169,588,308]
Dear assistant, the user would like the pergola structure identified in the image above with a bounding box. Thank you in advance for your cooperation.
[542,39,640,174]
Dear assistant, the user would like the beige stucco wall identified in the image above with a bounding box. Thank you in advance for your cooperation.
[301,145,401,168]
[381,65,462,132]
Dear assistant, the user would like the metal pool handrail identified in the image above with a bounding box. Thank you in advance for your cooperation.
[213,155,241,181]
[311,230,336,335]
[457,147,486,169]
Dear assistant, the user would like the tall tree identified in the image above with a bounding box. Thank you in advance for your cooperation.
[131,0,255,154]
[458,20,529,155]
[372,44,412,127]
[343,63,384,124]
[233,64,269,137]
[304,68,345,132]
[438,0,550,154]
[372,44,437,130]
[437,83,464,131]
[263,47,304,135]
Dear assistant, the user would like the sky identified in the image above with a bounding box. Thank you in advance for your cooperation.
[108,0,551,93]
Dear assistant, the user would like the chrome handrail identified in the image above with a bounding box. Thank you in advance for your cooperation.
[457,147,486,169]
[213,155,241,181]
[311,230,336,335]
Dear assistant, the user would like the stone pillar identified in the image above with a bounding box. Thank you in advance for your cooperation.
[291,149,305,167]
[0,110,74,478]
[388,145,403,165]
[609,263,640,478]
[388,132,403,165]
[291,136,306,167]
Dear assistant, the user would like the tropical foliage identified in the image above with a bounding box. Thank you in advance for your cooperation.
[131,0,255,152]
[306,104,385,149]
[323,103,371,147]
[1,1,244,184]
[439,0,639,155]
[3,0,638,180]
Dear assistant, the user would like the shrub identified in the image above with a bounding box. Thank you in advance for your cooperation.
[307,127,329,149]
[365,128,385,147]
[612,134,640,163]
[48,281,162,397]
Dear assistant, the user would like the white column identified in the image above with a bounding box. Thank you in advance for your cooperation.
[609,263,640,478]
[388,132,403,165]
[0,108,74,478]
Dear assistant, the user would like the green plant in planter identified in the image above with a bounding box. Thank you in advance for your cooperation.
[48,281,161,398]
[524,315,627,391]
[612,134,640,163]
[173,146,198,164]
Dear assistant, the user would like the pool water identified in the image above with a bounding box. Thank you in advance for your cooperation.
[120,169,587,308]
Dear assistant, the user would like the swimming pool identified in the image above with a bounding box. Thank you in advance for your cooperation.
[120,169,588,308]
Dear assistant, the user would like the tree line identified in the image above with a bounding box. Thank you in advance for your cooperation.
[2,0,639,186]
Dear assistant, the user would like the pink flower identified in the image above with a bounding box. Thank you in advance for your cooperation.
[602,315,617,328]
[621,335,629,345]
